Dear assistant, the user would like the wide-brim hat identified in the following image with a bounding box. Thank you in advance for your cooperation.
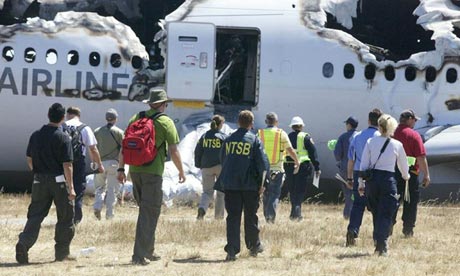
[142,88,172,104]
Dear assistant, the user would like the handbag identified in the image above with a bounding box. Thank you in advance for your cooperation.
[361,138,390,181]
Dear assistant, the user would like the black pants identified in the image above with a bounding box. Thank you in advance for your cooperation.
[393,170,420,230]
[224,190,261,255]
[18,174,75,259]
[284,162,312,218]
[73,158,86,224]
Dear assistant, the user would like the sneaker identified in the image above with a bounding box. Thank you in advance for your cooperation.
[197,207,205,220]
[15,242,28,264]
[346,231,356,247]
[94,210,101,220]
[146,253,161,261]
[249,245,264,257]
[403,227,414,238]
[132,256,150,266]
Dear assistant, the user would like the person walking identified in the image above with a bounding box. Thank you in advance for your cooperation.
[284,116,320,220]
[359,114,410,256]
[392,109,430,237]
[259,112,299,223]
[334,116,358,219]
[217,110,269,261]
[346,108,382,246]
[194,115,227,220]
[93,108,124,220]
[117,88,186,265]
[65,106,104,224]
[16,103,76,264]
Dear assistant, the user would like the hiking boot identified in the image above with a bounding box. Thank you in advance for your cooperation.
[197,207,205,220]
[249,245,264,257]
[346,231,356,247]
[146,253,161,261]
[403,227,414,238]
[132,256,150,266]
[15,242,28,264]
[94,210,101,220]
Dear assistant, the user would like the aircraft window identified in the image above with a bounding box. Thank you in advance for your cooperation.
[89,52,100,67]
[131,55,142,69]
[110,53,122,68]
[384,66,395,81]
[446,68,457,83]
[24,47,36,63]
[67,50,79,65]
[364,64,376,80]
[322,62,334,78]
[425,66,436,82]
[405,66,416,81]
[2,46,14,62]
[46,49,58,65]
[343,63,355,79]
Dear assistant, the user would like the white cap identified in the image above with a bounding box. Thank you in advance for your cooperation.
[289,116,304,127]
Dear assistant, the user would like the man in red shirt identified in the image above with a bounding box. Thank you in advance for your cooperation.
[392,109,430,237]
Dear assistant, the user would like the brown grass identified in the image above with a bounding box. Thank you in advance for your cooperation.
[0,194,459,276]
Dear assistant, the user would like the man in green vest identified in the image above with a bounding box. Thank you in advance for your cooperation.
[258,112,299,223]
[285,116,321,220]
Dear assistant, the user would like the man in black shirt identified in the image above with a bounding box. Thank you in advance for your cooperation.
[16,103,76,264]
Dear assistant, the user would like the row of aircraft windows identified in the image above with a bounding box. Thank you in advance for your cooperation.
[322,62,457,84]
[1,46,143,69]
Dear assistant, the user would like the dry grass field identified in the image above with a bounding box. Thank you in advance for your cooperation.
[0,194,459,276]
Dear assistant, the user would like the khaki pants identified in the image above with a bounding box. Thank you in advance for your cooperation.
[93,160,121,219]
[131,172,163,260]
[199,165,225,219]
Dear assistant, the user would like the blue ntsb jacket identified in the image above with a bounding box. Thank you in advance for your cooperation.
[194,129,228,169]
[217,128,269,192]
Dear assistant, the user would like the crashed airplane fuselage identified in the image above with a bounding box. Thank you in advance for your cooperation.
[156,0,460,198]
[0,11,151,174]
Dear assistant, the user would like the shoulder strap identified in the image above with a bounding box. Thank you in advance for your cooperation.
[76,124,86,132]
[107,124,121,148]
[139,111,146,118]
[149,112,164,120]
[372,138,390,169]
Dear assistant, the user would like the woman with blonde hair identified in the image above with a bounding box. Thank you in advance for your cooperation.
[358,114,410,256]
[194,114,227,219]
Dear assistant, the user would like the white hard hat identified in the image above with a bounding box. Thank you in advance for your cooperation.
[289,116,304,127]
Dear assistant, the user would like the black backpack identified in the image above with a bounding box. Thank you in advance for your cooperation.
[63,123,87,162]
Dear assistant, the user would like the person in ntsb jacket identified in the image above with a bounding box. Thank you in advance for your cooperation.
[217,110,269,261]
[194,114,228,220]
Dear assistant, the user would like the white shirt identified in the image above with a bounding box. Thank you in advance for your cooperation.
[360,136,410,180]
[65,117,97,156]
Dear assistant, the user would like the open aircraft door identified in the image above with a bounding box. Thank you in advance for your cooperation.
[166,22,216,104]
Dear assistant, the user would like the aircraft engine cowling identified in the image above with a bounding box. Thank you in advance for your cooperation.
[423,125,460,165]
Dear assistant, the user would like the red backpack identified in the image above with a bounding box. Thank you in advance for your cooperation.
[122,111,164,166]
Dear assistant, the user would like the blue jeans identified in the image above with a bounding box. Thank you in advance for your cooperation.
[347,171,368,236]
[263,171,284,222]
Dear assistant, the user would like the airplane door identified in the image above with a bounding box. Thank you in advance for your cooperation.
[166,22,216,102]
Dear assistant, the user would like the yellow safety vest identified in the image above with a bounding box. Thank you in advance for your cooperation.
[296,132,311,163]
[258,128,283,165]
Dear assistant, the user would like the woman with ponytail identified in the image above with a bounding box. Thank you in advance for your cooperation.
[358,114,410,256]
[194,115,227,219]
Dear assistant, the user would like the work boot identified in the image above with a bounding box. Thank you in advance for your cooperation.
[197,207,205,220]
[146,253,161,261]
[94,210,101,221]
[403,227,414,238]
[15,242,28,264]
[249,245,264,257]
[346,230,356,247]
[55,254,77,262]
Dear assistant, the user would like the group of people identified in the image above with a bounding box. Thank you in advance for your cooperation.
[334,108,430,256]
[16,87,430,264]
[194,110,321,260]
